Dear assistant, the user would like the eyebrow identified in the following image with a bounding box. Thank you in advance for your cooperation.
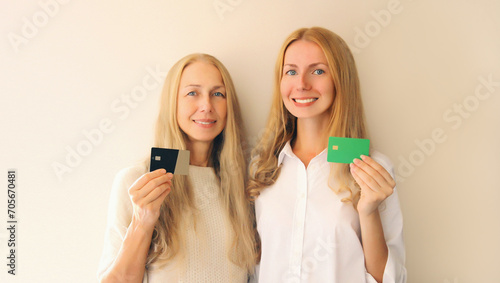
[283,62,328,68]
[182,84,225,91]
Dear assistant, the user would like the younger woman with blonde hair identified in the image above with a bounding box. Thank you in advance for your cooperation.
[98,53,256,282]
[248,27,406,282]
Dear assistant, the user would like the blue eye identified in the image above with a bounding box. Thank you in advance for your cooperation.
[187,91,196,96]
[285,70,297,76]
[313,69,325,75]
[213,92,225,97]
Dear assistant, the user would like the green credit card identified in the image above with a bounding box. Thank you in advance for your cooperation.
[327,137,370,163]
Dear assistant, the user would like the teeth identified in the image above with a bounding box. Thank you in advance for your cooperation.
[194,120,215,125]
[294,98,317,104]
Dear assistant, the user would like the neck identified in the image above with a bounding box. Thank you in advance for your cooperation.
[187,140,212,167]
[292,116,330,167]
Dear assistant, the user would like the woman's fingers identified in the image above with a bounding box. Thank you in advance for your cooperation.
[130,171,171,200]
[360,155,395,188]
[350,168,368,191]
[150,185,171,210]
[352,156,395,194]
[142,180,172,205]
[129,170,173,206]
[130,169,166,193]
[129,171,173,228]
[350,161,379,193]
[351,161,394,216]
[137,173,173,201]
[351,156,397,216]
[128,169,165,200]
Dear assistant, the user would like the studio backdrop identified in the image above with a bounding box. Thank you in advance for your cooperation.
[1,0,499,282]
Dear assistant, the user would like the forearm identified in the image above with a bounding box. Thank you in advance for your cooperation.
[100,218,154,283]
[359,210,388,283]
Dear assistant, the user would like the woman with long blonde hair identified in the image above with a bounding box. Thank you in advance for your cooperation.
[248,27,406,282]
[98,53,256,282]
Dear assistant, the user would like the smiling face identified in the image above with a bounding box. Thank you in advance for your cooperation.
[177,60,227,147]
[280,40,335,122]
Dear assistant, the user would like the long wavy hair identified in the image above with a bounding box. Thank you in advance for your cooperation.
[147,53,256,272]
[247,27,367,205]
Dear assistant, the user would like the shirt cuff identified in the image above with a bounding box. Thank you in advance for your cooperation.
[365,271,378,283]
[382,247,407,283]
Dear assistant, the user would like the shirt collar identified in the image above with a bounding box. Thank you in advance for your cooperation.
[277,140,329,166]
[277,141,294,166]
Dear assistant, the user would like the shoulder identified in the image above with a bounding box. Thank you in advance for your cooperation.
[114,163,148,186]
[110,163,148,200]
[106,163,147,222]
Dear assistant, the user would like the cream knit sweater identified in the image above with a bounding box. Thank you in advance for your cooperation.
[97,164,247,283]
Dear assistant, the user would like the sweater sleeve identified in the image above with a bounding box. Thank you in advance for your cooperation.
[370,151,407,283]
[97,165,146,280]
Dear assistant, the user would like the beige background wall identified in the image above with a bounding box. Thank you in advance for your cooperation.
[1,0,499,282]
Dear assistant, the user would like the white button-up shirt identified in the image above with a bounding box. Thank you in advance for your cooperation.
[254,142,406,283]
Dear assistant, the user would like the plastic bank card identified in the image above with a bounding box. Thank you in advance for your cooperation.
[327,137,370,163]
[150,147,190,175]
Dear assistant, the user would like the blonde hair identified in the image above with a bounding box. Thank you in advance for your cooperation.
[248,27,367,205]
[147,53,256,272]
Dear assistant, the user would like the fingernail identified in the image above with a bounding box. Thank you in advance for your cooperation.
[360,155,367,160]
[353,158,360,164]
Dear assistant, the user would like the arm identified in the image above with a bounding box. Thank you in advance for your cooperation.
[350,155,396,283]
[99,169,172,283]
[100,219,155,283]
[358,209,388,282]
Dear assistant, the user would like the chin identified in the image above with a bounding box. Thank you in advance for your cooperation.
[288,111,317,119]
[190,133,220,144]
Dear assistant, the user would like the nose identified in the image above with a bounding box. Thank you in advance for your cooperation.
[199,95,214,113]
[297,73,311,91]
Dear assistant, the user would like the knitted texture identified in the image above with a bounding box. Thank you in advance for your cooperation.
[98,164,247,283]
[147,165,246,282]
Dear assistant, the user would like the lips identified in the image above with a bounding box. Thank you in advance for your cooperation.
[291,97,319,107]
[293,98,318,104]
[194,120,216,125]
[193,119,216,128]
